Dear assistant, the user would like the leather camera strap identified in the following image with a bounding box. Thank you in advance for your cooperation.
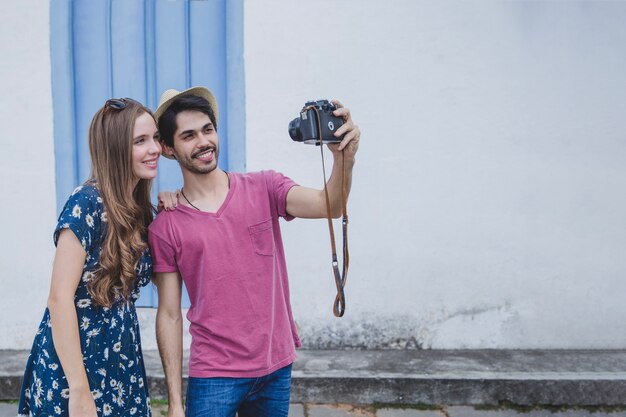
[308,106,349,317]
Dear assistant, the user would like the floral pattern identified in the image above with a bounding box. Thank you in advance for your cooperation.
[18,185,153,417]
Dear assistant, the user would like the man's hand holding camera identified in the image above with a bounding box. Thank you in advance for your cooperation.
[327,99,360,163]
[286,99,360,219]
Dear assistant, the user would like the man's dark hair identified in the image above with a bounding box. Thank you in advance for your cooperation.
[158,95,218,147]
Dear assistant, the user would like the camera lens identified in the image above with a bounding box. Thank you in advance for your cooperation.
[288,118,302,141]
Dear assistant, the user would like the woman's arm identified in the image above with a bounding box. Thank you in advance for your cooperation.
[47,229,97,417]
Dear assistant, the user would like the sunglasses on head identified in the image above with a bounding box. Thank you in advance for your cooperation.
[105,97,141,110]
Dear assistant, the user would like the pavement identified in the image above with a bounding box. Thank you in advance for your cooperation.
[2,401,626,416]
[2,349,626,416]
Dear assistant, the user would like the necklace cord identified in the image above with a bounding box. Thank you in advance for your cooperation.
[180,188,200,210]
[180,173,230,212]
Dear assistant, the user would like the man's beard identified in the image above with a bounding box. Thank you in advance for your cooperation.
[177,146,219,174]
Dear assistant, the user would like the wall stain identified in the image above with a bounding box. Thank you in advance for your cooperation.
[296,302,516,349]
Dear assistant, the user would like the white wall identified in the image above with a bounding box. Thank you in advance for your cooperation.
[244,0,626,348]
[0,1,57,348]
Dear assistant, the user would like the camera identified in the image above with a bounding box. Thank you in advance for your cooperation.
[288,99,344,145]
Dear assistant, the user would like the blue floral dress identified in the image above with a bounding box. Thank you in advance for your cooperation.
[18,184,153,417]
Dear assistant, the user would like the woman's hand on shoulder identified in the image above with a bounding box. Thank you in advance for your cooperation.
[157,189,180,212]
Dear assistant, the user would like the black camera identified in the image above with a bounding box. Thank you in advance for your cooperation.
[288,100,344,145]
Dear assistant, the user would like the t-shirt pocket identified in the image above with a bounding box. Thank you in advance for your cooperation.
[248,218,275,256]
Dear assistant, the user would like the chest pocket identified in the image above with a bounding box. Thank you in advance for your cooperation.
[248,218,275,256]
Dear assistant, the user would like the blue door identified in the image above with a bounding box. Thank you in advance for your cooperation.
[50,0,245,307]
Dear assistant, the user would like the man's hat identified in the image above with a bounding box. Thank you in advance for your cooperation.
[153,86,219,124]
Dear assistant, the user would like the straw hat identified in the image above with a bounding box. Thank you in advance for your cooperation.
[153,86,219,124]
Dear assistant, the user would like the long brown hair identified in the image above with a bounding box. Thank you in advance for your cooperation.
[87,99,155,307]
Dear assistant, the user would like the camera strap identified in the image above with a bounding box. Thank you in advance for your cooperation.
[311,106,349,318]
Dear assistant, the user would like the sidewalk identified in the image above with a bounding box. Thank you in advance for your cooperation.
[2,401,626,417]
[288,349,626,406]
[2,349,626,415]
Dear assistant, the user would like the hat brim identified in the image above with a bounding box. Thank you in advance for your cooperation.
[154,86,219,160]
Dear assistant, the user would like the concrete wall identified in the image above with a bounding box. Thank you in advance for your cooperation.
[243,0,626,348]
[0,1,57,348]
[2,0,626,351]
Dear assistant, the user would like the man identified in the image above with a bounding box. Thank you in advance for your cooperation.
[148,86,360,417]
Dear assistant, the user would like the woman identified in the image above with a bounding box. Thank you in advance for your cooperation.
[17,98,161,417]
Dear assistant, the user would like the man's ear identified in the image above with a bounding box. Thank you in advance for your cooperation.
[161,141,177,160]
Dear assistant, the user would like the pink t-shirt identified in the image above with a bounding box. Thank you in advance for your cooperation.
[148,170,302,378]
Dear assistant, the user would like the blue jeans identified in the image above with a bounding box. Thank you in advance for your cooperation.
[185,364,292,417]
